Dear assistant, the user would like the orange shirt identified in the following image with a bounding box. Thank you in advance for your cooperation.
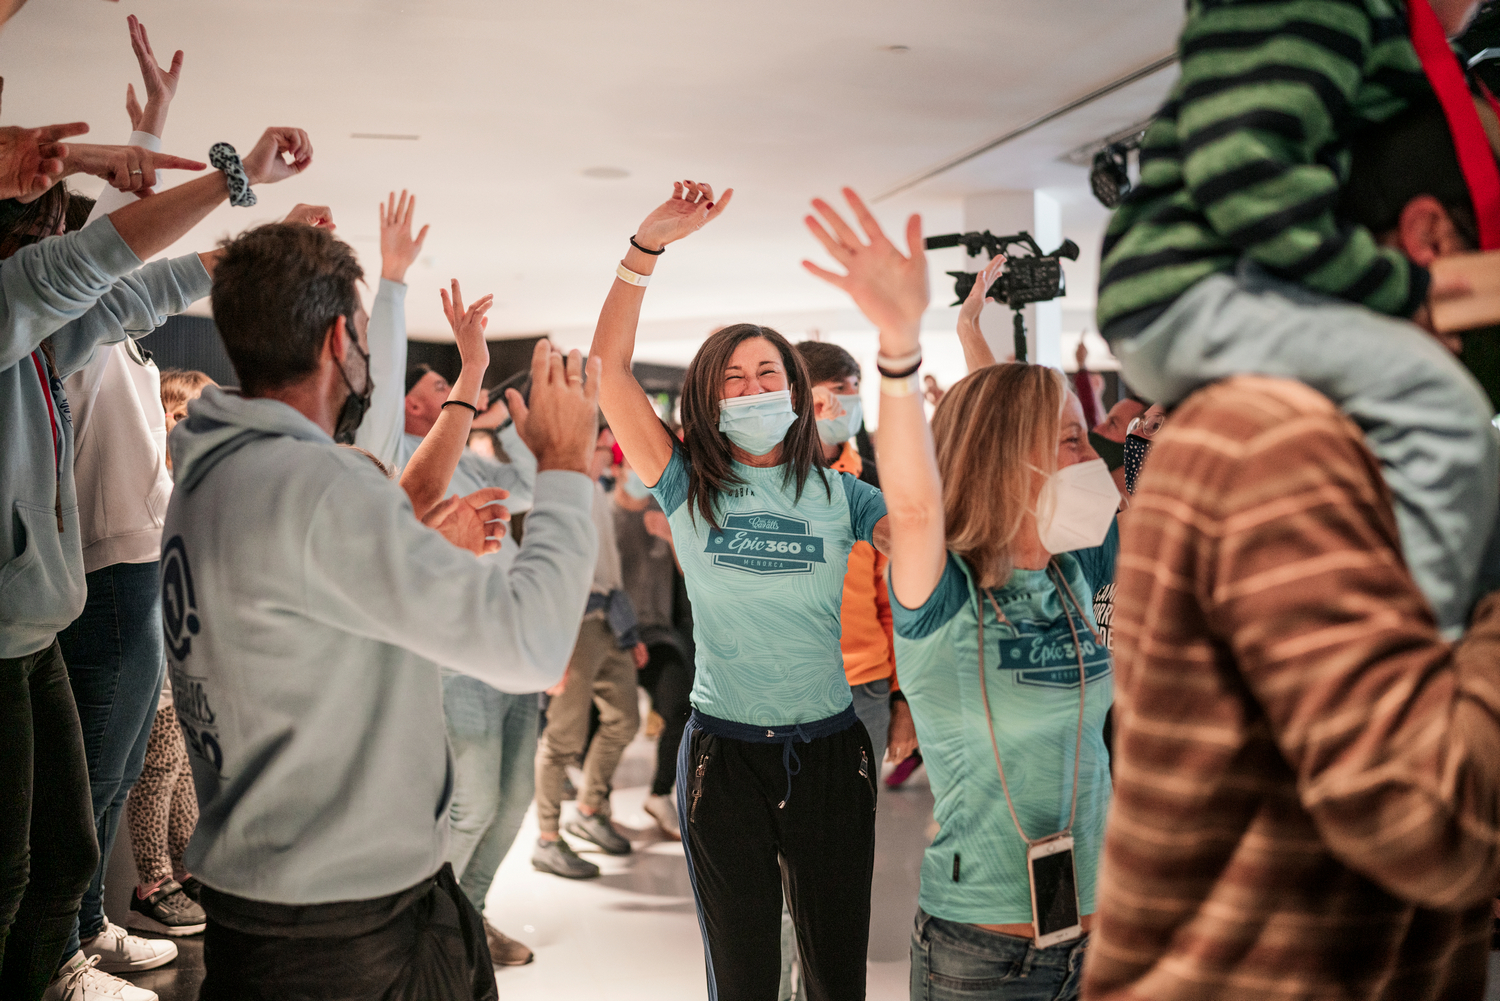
[830,442,898,689]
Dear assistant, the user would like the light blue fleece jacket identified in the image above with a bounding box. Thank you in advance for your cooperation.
[1,216,212,658]
[163,385,597,903]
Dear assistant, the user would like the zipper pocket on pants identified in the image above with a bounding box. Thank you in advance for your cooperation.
[689,751,710,824]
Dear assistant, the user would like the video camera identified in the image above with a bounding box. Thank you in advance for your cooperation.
[923,230,1080,362]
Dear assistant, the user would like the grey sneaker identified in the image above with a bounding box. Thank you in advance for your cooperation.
[565,812,632,855]
[531,836,600,879]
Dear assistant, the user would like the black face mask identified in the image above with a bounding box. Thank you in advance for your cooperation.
[1088,430,1126,472]
[1123,433,1153,495]
[333,316,374,445]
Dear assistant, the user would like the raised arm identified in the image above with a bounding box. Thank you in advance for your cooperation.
[589,180,733,485]
[107,126,311,262]
[955,255,1004,373]
[399,280,492,520]
[804,188,943,607]
[355,191,426,465]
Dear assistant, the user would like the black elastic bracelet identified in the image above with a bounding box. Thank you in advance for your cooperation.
[441,400,479,415]
[889,689,907,705]
[876,360,922,380]
[629,235,665,256]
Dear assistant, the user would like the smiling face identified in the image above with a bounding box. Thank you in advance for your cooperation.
[721,336,789,400]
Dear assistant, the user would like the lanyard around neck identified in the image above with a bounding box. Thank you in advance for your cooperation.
[975,561,1099,846]
[1409,0,1500,249]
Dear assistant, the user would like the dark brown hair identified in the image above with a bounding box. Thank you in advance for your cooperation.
[211,224,363,395]
[794,340,861,386]
[0,183,69,259]
[678,323,828,528]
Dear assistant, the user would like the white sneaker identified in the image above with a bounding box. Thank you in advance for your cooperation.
[644,793,681,841]
[81,918,177,973]
[44,952,158,1001]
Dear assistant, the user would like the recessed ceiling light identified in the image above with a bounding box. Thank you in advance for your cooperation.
[351,133,420,140]
[582,166,630,180]
[882,44,911,53]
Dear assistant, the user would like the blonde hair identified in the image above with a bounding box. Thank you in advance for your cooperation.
[930,363,1066,588]
[159,369,215,414]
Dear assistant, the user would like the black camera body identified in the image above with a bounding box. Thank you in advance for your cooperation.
[924,230,1079,308]
[924,230,1079,363]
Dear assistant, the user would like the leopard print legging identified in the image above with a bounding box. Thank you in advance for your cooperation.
[124,704,198,885]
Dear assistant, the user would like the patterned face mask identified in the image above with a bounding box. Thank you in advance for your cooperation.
[1123,433,1153,495]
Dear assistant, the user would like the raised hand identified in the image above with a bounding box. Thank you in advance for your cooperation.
[242,128,313,186]
[958,254,1005,330]
[60,143,206,195]
[0,122,89,202]
[379,190,428,283]
[421,487,510,555]
[804,188,929,357]
[506,340,602,475]
[633,180,734,251]
[124,14,183,137]
[439,279,494,377]
[283,204,334,229]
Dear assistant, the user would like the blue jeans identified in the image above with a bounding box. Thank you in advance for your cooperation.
[442,675,539,915]
[1112,261,1499,637]
[910,910,1087,1001]
[57,561,165,951]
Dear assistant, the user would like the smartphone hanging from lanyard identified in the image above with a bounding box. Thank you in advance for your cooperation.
[976,563,1098,947]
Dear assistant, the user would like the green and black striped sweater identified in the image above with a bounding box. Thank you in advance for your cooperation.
[1097,0,1436,341]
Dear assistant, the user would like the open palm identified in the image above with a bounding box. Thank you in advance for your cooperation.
[634,180,734,250]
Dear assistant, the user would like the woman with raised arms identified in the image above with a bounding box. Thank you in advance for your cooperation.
[803,190,1117,1001]
[589,181,890,1001]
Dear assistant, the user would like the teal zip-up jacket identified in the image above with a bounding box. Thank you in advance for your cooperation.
[0,216,212,658]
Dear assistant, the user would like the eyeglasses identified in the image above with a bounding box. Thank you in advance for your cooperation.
[1126,411,1166,439]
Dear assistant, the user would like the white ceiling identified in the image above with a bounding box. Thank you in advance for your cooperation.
[0,0,1184,352]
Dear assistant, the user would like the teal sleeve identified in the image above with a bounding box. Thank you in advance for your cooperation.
[1072,517,1120,594]
[649,443,690,516]
[50,253,213,378]
[839,472,887,543]
[892,553,969,640]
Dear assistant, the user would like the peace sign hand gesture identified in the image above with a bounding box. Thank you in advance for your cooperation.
[803,187,929,357]
[632,180,734,251]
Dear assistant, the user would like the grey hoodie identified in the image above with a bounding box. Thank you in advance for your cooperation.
[164,385,596,903]
[1,216,210,658]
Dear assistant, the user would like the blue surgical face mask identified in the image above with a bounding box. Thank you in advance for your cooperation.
[718,389,798,456]
[622,469,652,499]
[817,393,863,447]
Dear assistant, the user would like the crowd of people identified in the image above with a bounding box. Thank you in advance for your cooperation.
[9,1,1500,1000]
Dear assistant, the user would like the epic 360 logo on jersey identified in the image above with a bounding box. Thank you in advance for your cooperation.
[705,511,828,576]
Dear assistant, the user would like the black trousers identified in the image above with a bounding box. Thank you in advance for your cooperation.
[679,716,876,1001]
[199,863,496,1001]
[638,643,694,796]
[0,641,100,1001]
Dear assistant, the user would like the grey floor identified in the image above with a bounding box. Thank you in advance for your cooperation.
[102,706,935,1001]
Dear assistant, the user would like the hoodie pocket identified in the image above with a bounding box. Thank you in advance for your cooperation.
[0,500,87,632]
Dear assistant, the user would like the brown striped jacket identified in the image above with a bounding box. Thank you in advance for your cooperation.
[1083,376,1500,1001]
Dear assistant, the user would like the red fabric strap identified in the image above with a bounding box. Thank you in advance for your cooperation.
[31,350,59,475]
[1409,0,1500,249]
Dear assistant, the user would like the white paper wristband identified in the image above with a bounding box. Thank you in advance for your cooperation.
[615,262,650,287]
